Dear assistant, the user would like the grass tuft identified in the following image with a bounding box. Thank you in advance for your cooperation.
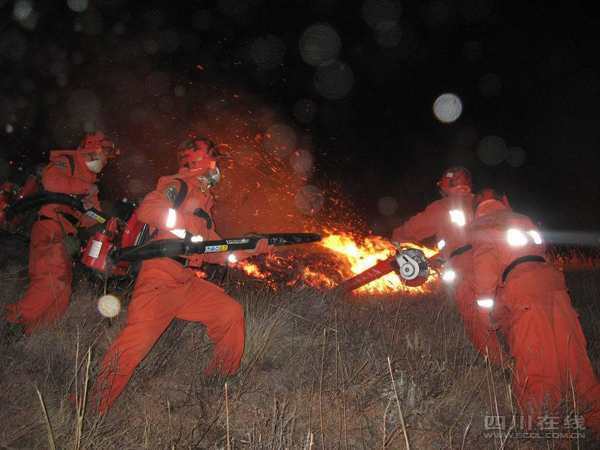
[0,248,598,448]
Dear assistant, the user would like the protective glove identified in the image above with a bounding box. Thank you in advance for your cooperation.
[227,238,273,264]
[88,183,99,196]
[246,238,272,255]
[82,184,99,210]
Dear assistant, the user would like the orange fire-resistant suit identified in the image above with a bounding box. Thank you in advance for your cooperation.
[93,171,262,413]
[5,151,100,334]
[472,202,600,433]
[392,193,509,366]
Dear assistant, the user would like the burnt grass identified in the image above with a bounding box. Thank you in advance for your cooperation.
[0,239,598,449]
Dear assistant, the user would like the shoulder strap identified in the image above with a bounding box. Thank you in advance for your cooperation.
[128,178,191,279]
[147,178,189,241]
[172,178,188,210]
[62,154,75,176]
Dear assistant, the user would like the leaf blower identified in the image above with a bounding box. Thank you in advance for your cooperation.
[0,175,41,234]
[337,245,441,293]
[80,199,322,279]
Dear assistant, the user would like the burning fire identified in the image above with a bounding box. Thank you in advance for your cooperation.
[232,232,438,295]
[239,261,267,279]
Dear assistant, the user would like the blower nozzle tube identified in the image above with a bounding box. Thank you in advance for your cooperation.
[110,233,322,264]
[5,192,108,223]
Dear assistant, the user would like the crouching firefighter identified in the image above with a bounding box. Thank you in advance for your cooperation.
[472,189,600,437]
[391,166,509,367]
[5,132,118,335]
[90,137,272,414]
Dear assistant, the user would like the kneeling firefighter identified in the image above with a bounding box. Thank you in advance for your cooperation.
[91,137,272,413]
[391,167,509,367]
[472,189,600,436]
[5,132,118,334]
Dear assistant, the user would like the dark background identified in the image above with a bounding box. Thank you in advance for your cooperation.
[1,0,599,243]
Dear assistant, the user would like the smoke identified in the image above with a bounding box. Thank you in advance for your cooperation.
[0,2,368,241]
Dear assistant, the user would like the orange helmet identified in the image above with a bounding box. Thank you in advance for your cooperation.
[473,188,510,211]
[78,132,119,158]
[438,166,472,192]
[177,137,220,173]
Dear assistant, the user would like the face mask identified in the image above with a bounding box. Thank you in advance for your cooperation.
[197,167,221,188]
[85,150,108,173]
[85,158,104,173]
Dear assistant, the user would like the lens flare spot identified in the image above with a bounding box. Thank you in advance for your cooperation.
[295,185,325,215]
[293,99,318,123]
[299,24,341,66]
[314,61,354,100]
[289,150,314,175]
[477,135,507,165]
[374,22,402,48]
[433,93,463,123]
[251,35,285,69]
[98,295,121,318]
[363,0,401,29]
[506,146,526,168]
[263,124,297,158]
[378,196,398,216]
[67,0,88,13]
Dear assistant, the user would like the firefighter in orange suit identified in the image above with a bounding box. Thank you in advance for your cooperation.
[5,132,117,334]
[92,137,270,413]
[391,167,509,367]
[472,189,600,435]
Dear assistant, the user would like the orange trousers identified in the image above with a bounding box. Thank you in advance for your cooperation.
[92,259,245,413]
[504,287,600,434]
[5,220,72,334]
[454,272,509,368]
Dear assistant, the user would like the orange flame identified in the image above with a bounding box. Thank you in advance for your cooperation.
[239,261,267,279]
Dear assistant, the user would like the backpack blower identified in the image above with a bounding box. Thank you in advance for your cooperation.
[79,202,322,279]
[0,175,41,235]
[5,190,145,278]
[336,245,441,293]
[80,201,149,279]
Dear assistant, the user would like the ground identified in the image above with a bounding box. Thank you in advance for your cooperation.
[0,237,598,449]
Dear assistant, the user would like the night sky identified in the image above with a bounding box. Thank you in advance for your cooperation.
[1,0,599,243]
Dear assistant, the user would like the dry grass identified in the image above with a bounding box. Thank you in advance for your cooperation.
[0,243,598,449]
